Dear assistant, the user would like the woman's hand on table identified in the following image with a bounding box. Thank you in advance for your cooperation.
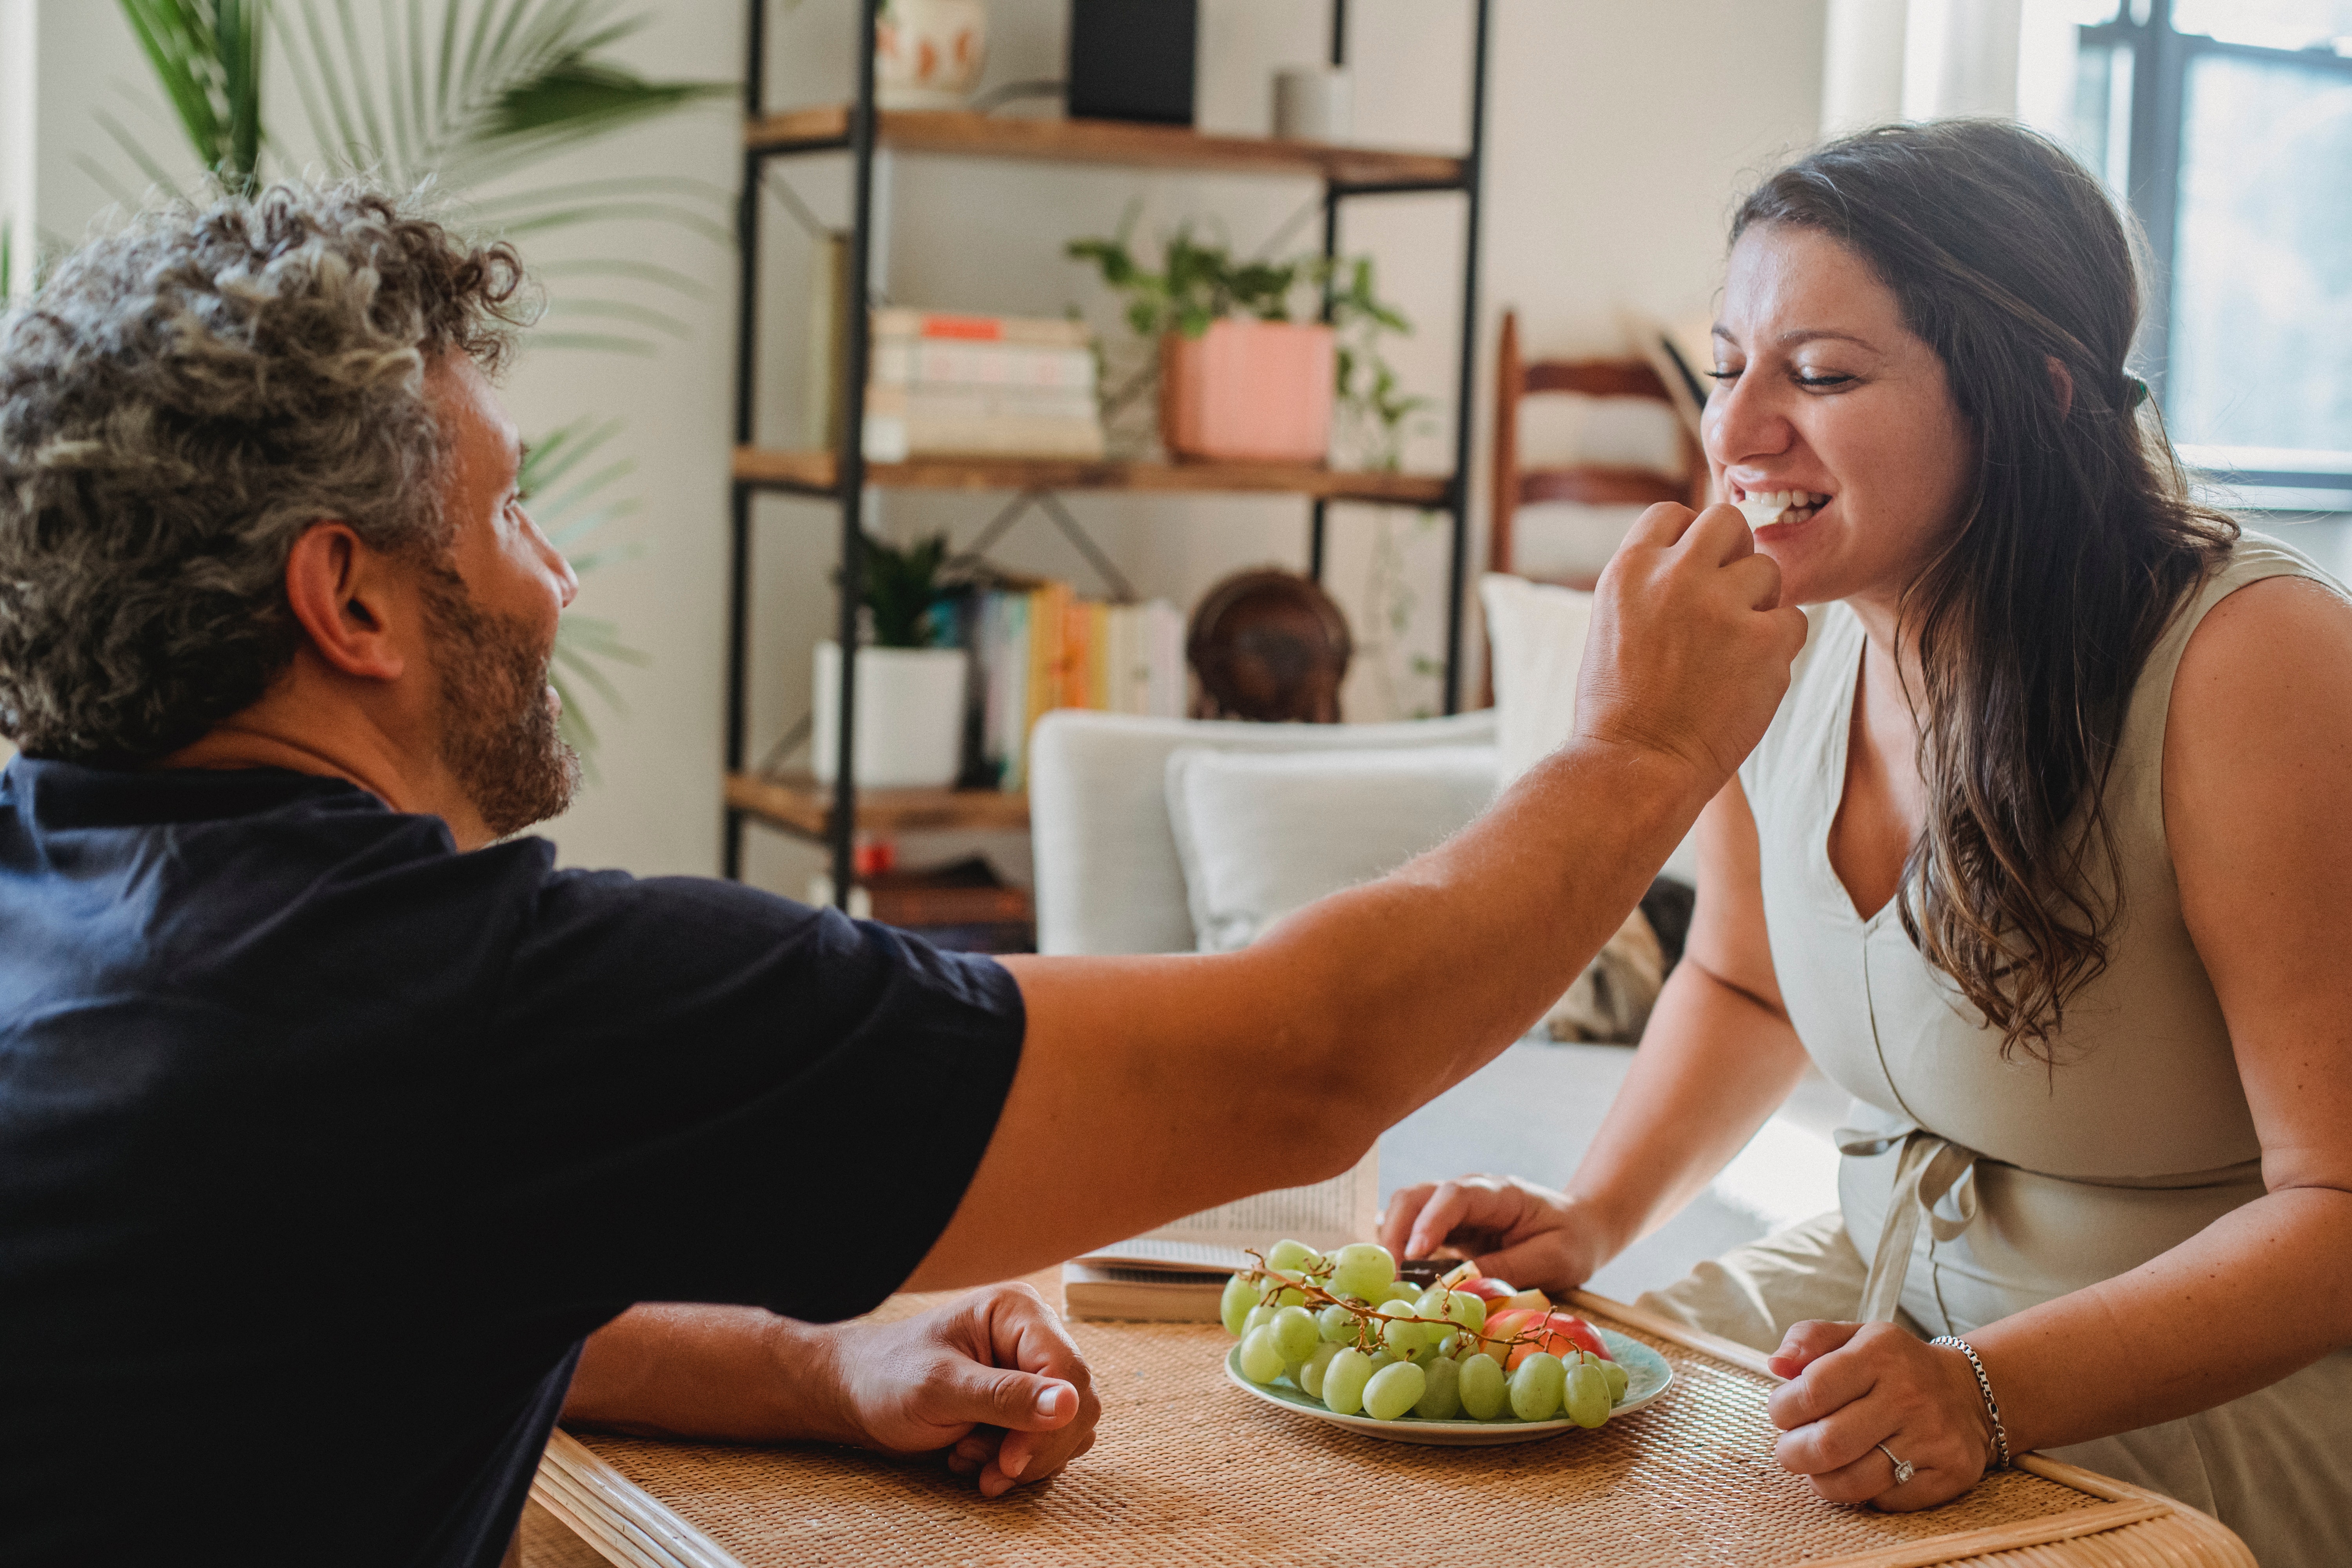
[1765,1321,1992,1509]
[1377,1175,1614,1293]
[829,1282,1100,1498]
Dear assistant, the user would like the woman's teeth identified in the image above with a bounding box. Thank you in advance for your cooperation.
[1734,489,1826,526]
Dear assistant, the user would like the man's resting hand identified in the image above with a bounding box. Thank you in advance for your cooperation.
[833,1282,1099,1495]
[564,1283,1098,1498]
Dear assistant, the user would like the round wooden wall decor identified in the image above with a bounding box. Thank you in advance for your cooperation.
[1186,568,1352,723]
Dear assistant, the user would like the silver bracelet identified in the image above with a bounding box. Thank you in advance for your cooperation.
[1930,1335,2011,1470]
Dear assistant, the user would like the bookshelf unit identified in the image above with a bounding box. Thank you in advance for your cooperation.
[727,0,1493,902]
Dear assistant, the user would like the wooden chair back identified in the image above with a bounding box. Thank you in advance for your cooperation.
[1489,310,1710,584]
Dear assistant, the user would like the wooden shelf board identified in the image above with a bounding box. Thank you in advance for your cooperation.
[734,447,1451,505]
[748,105,1467,187]
[726,771,1030,837]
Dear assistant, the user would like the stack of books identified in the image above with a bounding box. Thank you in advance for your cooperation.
[1062,1149,1380,1322]
[863,310,1107,462]
[944,585,1187,791]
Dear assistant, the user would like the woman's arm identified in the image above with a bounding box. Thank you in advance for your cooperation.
[1379,774,1814,1287]
[1768,574,2352,1508]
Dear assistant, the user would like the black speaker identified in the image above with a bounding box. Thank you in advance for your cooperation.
[1066,0,1198,126]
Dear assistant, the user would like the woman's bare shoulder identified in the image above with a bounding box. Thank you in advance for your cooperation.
[2166,570,2352,847]
[2174,571,2352,720]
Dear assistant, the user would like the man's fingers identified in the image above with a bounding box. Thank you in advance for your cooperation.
[1728,550,1785,612]
[966,1283,1101,1494]
[1684,501,1758,565]
[1623,501,1700,550]
[958,1366,1079,1432]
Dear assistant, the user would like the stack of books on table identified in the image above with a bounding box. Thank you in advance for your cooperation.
[935,583,1189,791]
[1062,1149,1379,1322]
[863,310,1107,462]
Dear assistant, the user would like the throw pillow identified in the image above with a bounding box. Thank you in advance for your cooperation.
[1480,572,1592,786]
[1164,745,1499,953]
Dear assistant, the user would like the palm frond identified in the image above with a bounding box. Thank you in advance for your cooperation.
[489,199,732,246]
[89,111,192,195]
[531,256,711,300]
[114,0,265,189]
[525,330,659,356]
[542,296,692,339]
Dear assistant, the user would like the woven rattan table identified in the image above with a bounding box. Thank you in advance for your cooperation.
[522,1278,2253,1568]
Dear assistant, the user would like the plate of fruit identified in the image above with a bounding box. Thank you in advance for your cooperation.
[1219,1241,1672,1446]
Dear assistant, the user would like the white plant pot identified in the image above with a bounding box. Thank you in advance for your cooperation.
[812,642,970,789]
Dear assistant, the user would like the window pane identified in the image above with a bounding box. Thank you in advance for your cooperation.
[2166,49,2352,457]
[2172,0,2352,51]
[2065,40,2135,193]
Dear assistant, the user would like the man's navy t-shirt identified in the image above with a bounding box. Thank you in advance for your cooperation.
[0,759,1026,1566]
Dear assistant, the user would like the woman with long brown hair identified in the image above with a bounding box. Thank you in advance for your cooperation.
[1387,120,2352,1561]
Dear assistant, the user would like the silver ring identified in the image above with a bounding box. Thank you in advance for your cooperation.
[1877,1441,1915,1486]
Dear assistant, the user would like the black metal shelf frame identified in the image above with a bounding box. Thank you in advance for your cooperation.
[724,0,1494,900]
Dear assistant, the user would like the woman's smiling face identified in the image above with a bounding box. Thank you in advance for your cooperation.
[1702,222,1977,612]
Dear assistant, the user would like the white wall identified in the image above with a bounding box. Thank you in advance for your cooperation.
[10,0,1824,888]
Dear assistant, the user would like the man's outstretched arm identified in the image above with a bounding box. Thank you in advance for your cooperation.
[909,502,1807,1290]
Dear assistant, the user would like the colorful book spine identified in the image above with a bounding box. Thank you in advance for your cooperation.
[967,585,1188,789]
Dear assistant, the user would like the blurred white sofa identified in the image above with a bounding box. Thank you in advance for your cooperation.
[1029,708,1499,956]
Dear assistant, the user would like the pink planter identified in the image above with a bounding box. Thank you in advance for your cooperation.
[1159,319,1336,463]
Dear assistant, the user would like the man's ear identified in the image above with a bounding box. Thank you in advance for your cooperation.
[284,523,407,682]
[2046,356,2076,421]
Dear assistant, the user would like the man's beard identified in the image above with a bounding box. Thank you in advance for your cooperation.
[418,563,580,840]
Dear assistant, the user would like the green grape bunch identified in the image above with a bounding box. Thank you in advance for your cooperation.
[1220,1240,1631,1428]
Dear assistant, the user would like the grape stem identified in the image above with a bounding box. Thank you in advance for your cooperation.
[1240,1250,1545,1359]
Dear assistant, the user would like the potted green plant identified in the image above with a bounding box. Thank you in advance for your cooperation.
[1068,225,1334,463]
[1069,221,1421,467]
[814,532,970,789]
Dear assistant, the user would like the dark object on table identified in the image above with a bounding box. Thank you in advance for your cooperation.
[1067,0,1197,125]
[863,856,1036,953]
[1641,875,1695,972]
[1187,568,1351,723]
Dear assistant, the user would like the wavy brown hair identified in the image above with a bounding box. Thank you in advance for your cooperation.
[1732,121,2238,1061]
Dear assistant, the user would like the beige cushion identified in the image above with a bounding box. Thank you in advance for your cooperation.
[1164,744,1500,952]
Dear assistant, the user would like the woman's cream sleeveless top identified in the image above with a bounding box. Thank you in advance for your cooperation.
[1740,532,2347,1335]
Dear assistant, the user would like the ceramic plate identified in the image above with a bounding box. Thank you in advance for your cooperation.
[1224,1328,1673,1446]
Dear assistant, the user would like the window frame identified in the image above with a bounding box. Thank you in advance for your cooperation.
[2081,0,2352,508]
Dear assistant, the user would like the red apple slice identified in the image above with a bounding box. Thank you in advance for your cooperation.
[1501,1311,1612,1370]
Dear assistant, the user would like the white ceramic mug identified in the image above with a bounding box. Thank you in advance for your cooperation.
[1273,65,1352,142]
[876,0,989,111]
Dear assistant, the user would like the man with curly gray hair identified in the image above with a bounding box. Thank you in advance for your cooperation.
[0,184,1099,1566]
[0,185,1806,1568]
